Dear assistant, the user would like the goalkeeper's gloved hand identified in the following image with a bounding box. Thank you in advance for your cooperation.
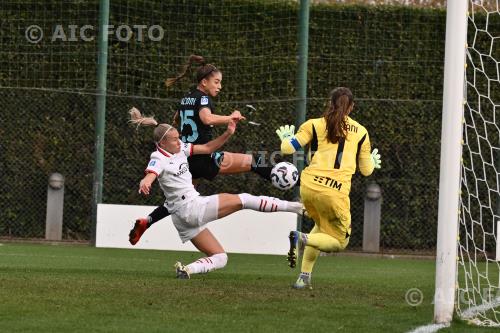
[275,125,295,141]
[371,148,381,169]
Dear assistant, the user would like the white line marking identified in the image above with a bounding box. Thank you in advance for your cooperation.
[406,323,449,333]
[0,252,161,262]
[461,297,500,321]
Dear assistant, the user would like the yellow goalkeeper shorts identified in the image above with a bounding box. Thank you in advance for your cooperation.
[300,175,351,245]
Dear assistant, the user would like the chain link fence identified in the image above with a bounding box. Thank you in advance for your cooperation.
[0,1,446,252]
[0,87,442,252]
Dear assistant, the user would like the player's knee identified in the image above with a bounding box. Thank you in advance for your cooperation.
[212,252,228,269]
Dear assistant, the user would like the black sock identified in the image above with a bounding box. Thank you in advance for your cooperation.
[251,165,273,181]
[250,154,272,181]
[148,205,170,226]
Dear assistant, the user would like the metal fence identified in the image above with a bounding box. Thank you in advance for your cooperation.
[0,87,442,251]
[0,0,446,252]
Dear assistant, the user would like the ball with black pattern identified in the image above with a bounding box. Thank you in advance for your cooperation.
[270,162,299,190]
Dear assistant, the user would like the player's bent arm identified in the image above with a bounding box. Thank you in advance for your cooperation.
[139,172,157,195]
[192,121,236,155]
[278,122,313,155]
[199,108,235,126]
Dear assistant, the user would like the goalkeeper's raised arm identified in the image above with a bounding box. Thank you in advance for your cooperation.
[276,123,313,155]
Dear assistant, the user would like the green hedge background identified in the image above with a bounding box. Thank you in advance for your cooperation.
[0,1,450,251]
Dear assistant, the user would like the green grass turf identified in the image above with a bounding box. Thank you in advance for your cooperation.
[0,243,497,332]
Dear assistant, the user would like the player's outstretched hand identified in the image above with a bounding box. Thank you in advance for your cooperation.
[139,178,153,195]
[371,148,381,169]
[230,110,246,122]
[276,124,295,141]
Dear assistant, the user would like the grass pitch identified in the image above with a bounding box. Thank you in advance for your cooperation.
[0,243,496,332]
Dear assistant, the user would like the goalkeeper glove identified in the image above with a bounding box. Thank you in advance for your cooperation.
[371,148,381,169]
[275,125,295,141]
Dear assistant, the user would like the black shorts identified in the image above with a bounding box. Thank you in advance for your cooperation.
[188,151,224,181]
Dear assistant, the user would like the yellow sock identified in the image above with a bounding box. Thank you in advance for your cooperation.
[305,233,342,252]
[300,245,320,273]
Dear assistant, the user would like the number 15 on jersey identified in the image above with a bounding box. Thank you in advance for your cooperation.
[180,110,199,143]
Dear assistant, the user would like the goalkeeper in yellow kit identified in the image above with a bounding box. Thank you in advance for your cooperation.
[276,87,381,289]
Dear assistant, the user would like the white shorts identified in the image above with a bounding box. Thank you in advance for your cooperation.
[171,195,219,243]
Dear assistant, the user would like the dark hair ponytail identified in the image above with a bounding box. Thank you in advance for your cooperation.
[324,87,354,144]
[165,55,221,89]
[165,55,205,88]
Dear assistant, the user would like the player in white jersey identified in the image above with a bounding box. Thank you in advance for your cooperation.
[130,111,304,279]
[129,55,275,246]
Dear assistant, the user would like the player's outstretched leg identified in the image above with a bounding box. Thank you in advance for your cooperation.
[173,229,227,279]
[129,205,171,245]
[215,193,304,221]
[174,253,228,279]
[238,193,303,215]
[219,152,273,182]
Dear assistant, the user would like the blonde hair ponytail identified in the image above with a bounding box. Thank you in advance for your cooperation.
[129,107,174,143]
[129,107,158,127]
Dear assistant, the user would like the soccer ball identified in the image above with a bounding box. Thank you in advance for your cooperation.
[270,162,299,190]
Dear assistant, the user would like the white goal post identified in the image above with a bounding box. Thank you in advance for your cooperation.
[435,0,500,326]
[434,0,468,325]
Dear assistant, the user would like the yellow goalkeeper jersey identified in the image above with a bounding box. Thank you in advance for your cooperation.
[281,116,374,195]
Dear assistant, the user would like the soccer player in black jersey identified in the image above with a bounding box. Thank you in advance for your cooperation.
[129,55,274,245]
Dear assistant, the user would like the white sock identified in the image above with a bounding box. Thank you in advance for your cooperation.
[238,193,302,214]
[185,253,228,275]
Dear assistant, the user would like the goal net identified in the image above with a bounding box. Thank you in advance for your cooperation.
[456,0,500,326]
